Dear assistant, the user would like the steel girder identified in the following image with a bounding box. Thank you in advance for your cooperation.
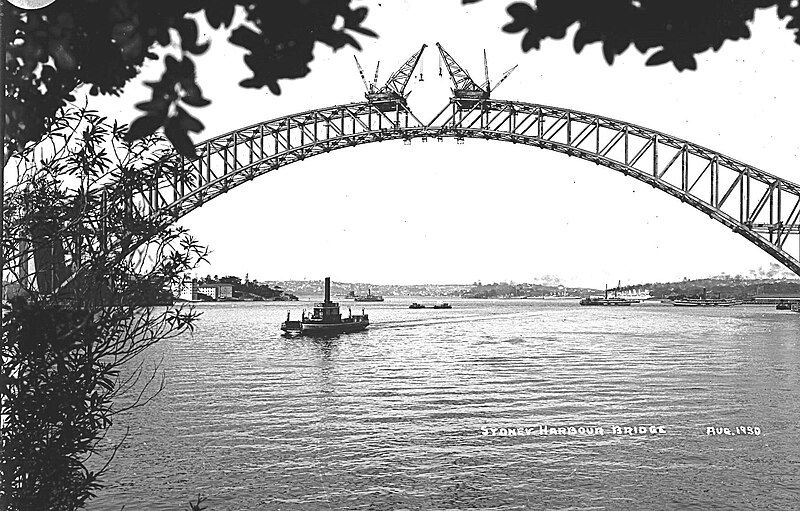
[32,100,427,295]
[131,101,426,221]
[425,98,800,276]
[23,95,800,296]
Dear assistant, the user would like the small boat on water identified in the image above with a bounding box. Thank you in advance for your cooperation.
[776,301,793,311]
[354,288,384,302]
[409,302,426,309]
[433,303,452,309]
[281,277,369,336]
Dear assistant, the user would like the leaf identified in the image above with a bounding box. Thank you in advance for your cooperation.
[602,42,616,65]
[573,27,596,53]
[348,26,378,38]
[205,1,236,29]
[347,7,369,26]
[175,106,204,133]
[229,26,262,51]
[504,2,536,33]
[182,87,211,108]
[521,31,541,52]
[645,49,672,66]
[178,18,209,56]
[239,77,262,89]
[125,115,162,142]
[165,117,197,157]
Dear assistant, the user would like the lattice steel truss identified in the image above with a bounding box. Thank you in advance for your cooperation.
[131,101,426,221]
[9,93,800,297]
[426,98,800,275]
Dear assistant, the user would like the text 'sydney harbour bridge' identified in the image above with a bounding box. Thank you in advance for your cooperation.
[13,44,800,295]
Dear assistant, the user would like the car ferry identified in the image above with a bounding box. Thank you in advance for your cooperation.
[281,277,369,336]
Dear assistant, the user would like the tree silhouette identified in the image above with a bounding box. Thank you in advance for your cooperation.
[5,1,800,157]
[3,1,375,156]
[2,104,208,509]
[468,0,800,71]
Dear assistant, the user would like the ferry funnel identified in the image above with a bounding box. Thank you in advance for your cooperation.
[324,277,331,303]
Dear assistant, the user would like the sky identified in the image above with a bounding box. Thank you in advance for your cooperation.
[93,1,800,288]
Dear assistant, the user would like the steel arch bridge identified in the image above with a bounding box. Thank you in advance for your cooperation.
[12,44,800,295]
[104,95,800,275]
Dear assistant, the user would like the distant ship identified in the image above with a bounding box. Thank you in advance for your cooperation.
[354,288,384,302]
[409,302,451,309]
[614,289,653,301]
[673,288,739,307]
[580,282,635,306]
[281,277,369,336]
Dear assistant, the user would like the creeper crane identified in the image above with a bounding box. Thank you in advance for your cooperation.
[354,44,427,111]
[436,42,517,107]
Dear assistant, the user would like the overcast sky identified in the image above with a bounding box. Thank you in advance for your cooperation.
[95,1,800,287]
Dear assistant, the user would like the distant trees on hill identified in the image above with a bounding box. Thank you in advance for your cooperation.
[621,274,800,300]
[199,275,295,300]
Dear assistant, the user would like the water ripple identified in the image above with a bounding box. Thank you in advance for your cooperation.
[89,300,800,510]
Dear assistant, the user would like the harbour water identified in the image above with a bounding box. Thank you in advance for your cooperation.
[88,299,800,510]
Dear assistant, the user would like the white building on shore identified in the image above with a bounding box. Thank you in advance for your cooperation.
[198,282,234,300]
[175,277,198,301]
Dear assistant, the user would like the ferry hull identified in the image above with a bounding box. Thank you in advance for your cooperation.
[300,320,369,336]
[673,300,737,307]
[580,299,632,306]
[281,319,369,336]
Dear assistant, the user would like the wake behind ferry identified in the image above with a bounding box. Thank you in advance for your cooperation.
[281,277,369,336]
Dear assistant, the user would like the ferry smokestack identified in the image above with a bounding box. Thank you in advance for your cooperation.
[324,277,331,303]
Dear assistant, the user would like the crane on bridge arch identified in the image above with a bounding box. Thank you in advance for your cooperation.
[435,42,518,106]
[354,44,427,111]
[10,43,800,297]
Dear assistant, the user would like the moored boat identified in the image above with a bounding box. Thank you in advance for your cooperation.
[433,303,452,309]
[409,302,426,309]
[672,288,739,307]
[579,296,632,306]
[281,277,369,336]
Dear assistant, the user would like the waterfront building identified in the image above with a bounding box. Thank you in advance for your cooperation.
[175,277,198,301]
[198,282,234,300]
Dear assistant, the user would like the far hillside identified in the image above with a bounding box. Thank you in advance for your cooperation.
[619,276,800,300]
[459,282,598,299]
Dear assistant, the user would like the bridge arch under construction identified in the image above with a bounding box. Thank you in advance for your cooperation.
[17,43,800,295]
